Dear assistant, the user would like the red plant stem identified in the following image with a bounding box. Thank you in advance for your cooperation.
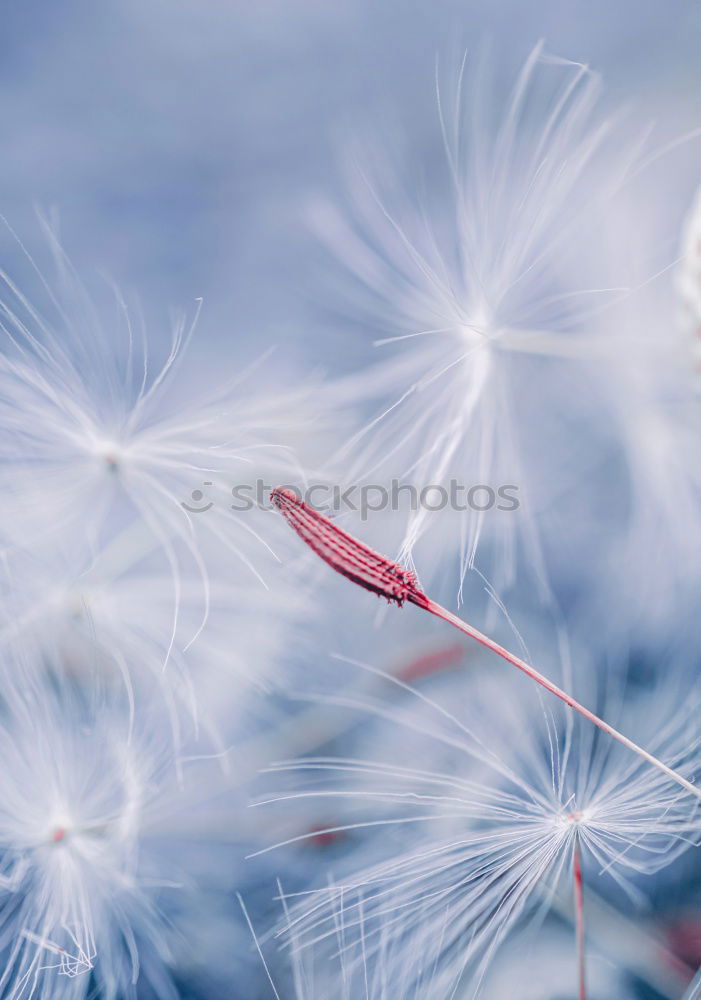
[573,841,586,1000]
[270,487,700,801]
[425,599,701,801]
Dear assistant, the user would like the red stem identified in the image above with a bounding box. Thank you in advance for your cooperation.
[573,841,586,1000]
[423,599,701,801]
[270,487,700,801]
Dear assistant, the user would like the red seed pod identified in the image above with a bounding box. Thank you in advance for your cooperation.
[270,487,429,609]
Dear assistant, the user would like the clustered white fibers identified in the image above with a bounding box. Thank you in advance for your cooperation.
[0,653,181,1000]
[244,891,456,1000]
[0,221,308,586]
[313,44,662,598]
[0,226,327,997]
[262,655,700,996]
[0,38,699,1000]
[0,639,300,1000]
[0,530,312,747]
[254,898,627,999]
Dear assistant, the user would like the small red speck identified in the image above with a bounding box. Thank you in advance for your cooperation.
[307,825,345,848]
[51,827,66,843]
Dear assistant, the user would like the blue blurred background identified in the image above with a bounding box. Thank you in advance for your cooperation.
[1,6,701,998]
[2,0,700,365]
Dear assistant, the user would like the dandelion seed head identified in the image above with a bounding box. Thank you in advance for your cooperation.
[0,655,206,1000]
[317,46,679,595]
[88,434,128,470]
[269,654,699,995]
[552,805,591,833]
[0,228,314,592]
